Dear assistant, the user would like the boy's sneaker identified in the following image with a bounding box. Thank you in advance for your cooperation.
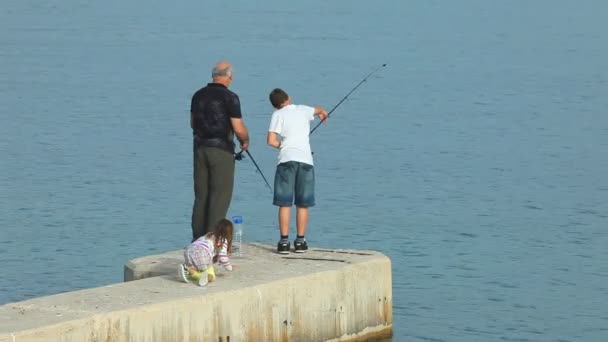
[277,240,290,254]
[294,239,308,253]
[178,264,190,283]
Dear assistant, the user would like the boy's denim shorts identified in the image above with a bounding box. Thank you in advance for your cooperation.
[273,161,315,207]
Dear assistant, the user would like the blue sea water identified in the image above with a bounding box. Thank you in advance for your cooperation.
[1,1,607,341]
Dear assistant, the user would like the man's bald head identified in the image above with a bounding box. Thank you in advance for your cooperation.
[212,61,233,81]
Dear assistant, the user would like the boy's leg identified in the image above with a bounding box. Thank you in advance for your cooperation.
[294,162,315,208]
[296,207,309,237]
[294,207,310,253]
[274,162,296,253]
[279,206,291,236]
[294,162,315,253]
[277,206,291,254]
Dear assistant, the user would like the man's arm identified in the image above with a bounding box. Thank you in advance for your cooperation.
[231,118,249,150]
[267,131,281,149]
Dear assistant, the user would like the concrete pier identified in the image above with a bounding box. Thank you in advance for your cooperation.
[0,243,392,341]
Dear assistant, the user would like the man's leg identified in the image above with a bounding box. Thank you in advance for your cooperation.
[191,145,209,241]
[205,147,235,233]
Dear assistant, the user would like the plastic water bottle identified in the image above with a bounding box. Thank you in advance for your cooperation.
[232,215,244,257]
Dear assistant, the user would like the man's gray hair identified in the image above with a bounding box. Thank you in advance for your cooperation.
[212,65,232,79]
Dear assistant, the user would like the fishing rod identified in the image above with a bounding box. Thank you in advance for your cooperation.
[235,150,273,193]
[310,63,387,135]
[234,64,386,191]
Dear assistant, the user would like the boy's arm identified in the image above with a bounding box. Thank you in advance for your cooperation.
[267,112,282,149]
[313,106,328,122]
[267,131,281,149]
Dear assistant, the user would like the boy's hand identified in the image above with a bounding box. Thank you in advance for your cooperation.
[320,110,328,123]
[314,106,328,123]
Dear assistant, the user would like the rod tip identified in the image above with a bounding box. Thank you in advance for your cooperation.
[382,63,387,67]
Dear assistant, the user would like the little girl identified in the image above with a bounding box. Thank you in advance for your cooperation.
[179,218,234,286]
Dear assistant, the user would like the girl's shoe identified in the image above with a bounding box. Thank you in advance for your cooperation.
[207,266,216,282]
[198,270,209,287]
[178,264,190,283]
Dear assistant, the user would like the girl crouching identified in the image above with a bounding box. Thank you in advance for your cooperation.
[179,218,233,286]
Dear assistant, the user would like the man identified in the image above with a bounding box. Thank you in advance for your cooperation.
[267,88,328,253]
[190,61,249,241]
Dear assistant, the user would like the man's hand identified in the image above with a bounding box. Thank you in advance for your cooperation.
[240,141,249,150]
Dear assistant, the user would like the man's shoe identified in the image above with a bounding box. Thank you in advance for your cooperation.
[294,239,308,253]
[277,240,290,254]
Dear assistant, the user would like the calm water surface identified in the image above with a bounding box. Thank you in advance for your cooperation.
[1,1,607,341]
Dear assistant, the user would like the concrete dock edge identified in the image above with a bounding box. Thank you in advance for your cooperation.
[1,243,392,341]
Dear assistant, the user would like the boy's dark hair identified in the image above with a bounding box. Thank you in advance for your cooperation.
[209,218,234,255]
[269,88,289,109]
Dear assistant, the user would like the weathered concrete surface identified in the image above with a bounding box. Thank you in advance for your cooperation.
[1,243,392,341]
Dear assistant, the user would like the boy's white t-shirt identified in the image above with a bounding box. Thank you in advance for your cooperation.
[268,104,315,165]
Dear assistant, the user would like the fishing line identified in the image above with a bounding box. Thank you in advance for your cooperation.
[235,150,273,193]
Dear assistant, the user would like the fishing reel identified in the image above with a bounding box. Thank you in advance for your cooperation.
[234,151,245,161]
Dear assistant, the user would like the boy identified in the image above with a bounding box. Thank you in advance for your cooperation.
[267,88,328,254]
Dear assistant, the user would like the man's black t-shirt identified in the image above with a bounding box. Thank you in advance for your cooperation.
[190,83,242,153]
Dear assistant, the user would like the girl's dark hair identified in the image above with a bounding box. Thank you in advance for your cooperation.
[209,218,234,254]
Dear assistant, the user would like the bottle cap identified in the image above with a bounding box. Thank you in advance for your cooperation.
[232,215,243,224]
